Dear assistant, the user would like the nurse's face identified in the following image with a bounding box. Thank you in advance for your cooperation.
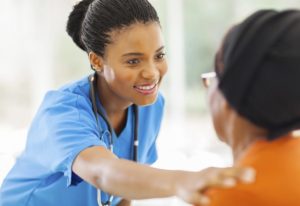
[98,22,167,106]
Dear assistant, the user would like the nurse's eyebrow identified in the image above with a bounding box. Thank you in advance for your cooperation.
[156,46,165,52]
[122,46,165,57]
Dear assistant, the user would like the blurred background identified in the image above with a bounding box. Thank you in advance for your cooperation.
[0,0,299,205]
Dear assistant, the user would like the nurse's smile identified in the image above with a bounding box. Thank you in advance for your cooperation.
[133,81,159,95]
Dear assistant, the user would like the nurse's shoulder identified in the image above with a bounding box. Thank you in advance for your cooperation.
[38,76,92,112]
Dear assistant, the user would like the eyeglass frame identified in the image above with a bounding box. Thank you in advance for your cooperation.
[201,71,216,88]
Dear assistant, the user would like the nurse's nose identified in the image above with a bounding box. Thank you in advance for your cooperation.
[141,62,159,80]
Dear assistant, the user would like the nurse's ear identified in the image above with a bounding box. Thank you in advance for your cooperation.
[89,52,104,72]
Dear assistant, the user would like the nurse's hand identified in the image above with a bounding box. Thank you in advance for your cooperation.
[175,167,255,206]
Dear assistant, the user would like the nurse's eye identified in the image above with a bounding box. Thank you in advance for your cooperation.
[127,59,140,65]
[155,52,166,61]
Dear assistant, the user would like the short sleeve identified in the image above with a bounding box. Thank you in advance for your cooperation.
[27,91,106,187]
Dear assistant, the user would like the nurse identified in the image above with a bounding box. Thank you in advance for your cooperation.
[0,0,254,206]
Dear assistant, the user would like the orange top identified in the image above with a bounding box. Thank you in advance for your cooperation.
[206,135,300,206]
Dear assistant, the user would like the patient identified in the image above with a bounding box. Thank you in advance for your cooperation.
[201,9,300,206]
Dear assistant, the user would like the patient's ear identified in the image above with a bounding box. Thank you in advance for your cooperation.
[208,83,229,116]
[222,95,233,114]
[89,52,104,72]
[208,84,227,137]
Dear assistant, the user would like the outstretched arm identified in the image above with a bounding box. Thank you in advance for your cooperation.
[73,146,255,205]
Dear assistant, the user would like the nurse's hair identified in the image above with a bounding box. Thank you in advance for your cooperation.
[66,0,160,56]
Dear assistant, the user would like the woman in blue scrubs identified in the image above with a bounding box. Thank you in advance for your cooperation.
[0,0,254,205]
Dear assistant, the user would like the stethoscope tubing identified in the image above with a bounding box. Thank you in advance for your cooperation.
[89,73,139,206]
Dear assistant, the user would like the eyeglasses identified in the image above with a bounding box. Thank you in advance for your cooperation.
[201,72,216,88]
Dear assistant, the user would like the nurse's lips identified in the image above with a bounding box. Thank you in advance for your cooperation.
[134,81,159,95]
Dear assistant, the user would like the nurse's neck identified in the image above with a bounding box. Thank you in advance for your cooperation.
[96,75,132,134]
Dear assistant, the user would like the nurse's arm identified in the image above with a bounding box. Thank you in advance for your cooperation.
[72,146,255,205]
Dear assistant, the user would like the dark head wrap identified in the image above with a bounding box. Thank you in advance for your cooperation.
[218,9,300,139]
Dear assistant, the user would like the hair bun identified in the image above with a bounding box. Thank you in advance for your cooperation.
[66,0,94,51]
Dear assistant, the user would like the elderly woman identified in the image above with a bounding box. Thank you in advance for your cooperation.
[202,9,300,206]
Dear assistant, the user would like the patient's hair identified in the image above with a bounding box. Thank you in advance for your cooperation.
[216,9,300,139]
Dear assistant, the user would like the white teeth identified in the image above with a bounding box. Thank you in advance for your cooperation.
[136,84,156,91]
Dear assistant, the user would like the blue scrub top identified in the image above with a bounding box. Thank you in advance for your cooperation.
[0,75,164,206]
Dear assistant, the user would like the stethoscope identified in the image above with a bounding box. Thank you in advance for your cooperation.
[88,73,139,206]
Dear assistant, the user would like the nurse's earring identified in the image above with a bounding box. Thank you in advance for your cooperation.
[95,67,104,73]
[92,65,101,72]
[89,52,103,72]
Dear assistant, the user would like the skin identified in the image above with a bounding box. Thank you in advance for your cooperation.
[207,79,267,161]
[90,22,167,132]
[208,32,268,161]
[73,22,255,206]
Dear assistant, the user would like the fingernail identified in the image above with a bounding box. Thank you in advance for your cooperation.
[223,178,236,187]
[242,168,256,183]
